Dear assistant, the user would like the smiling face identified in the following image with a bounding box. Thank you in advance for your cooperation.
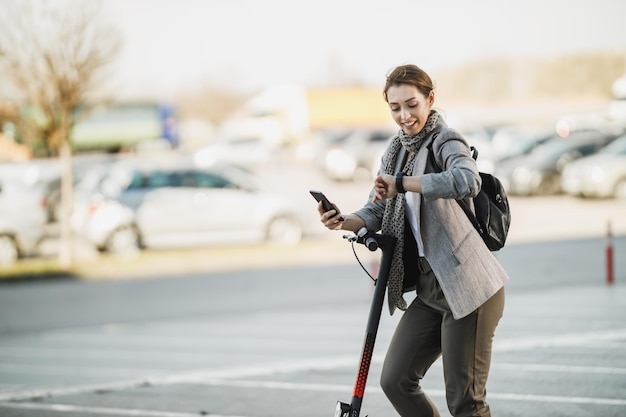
[386,83,434,136]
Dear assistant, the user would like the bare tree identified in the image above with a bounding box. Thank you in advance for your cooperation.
[0,0,122,266]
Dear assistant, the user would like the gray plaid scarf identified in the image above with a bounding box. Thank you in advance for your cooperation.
[380,110,440,314]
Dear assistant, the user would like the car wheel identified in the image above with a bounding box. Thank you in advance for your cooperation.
[614,179,626,200]
[266,216,302,246]
[0,235,18,266]
[105,226,141,256]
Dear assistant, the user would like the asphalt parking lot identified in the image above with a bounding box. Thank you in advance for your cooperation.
[0,233,625,417]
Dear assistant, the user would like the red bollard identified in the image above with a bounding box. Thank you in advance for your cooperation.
[607,221,614,286]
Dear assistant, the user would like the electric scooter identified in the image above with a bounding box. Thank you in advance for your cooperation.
[334,228,396,417]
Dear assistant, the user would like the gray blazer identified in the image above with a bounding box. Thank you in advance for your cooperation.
[354,124,509,319]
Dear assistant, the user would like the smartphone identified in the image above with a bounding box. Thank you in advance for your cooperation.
[309,190,344,221]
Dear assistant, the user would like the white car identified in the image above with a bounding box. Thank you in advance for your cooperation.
[71,156,304,255]
[0,177,47,265]
[193,136,276,171]
[561,135,626,199]
[321,128,395,182]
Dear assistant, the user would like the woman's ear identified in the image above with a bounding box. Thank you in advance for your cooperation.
[428,90,435,106]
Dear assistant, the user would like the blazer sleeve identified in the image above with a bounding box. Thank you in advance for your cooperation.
[421,129,481,200]
[352,190,385,232]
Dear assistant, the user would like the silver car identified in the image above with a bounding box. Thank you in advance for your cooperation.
[321,128,396,182]
[71,156,304,255]
[494,129,622,196]
[0,177,47,265]
[561,134,626,199]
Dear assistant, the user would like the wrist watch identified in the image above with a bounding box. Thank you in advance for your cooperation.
[395,172,406,193]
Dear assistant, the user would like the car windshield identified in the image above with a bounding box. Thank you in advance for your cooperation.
[531,131,605,159]
[75,164,111,194]
[599,135,626,155]
[505,138,545,157]
[531,138,577,159]
[215,164,258,191]
[100,167,134,196]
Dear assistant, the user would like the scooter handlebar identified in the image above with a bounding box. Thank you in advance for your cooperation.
[357,227,379,251]
[342,228,395,253]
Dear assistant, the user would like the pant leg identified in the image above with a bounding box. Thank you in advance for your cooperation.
[380,295,443,417]
[441,288,505,417]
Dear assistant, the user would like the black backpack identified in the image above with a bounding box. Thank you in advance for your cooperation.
[427,142,511,251]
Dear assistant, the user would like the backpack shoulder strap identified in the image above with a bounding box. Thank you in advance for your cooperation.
[426,133,482,233]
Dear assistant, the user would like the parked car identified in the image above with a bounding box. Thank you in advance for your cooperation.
[0,154,117,224]
[311,127,353,161]
[490,125,555,161]
[71,156,305,255]
[193,135,276,171]
[561,134,626,199]
[461,126,498,173]
[494,129,622,196]
[42,154,118,223]
[321,127,396,181]
[0,177,47,265]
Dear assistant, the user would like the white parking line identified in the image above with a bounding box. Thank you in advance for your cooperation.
[2,356,625,406]
[0,363,161,377]
[1,328,625,405]
[488,392,626,406]
[0,355,357,402]
[0,402,248,417]
[0,346,211,363]
[494,328,626,351]
[195,378,626,407]
[493,362,626,375]
[2,378,624,417]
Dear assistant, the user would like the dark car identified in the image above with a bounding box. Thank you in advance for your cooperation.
[490,126,556,162]
[494,129,622,196]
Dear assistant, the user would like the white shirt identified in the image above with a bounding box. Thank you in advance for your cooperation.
[405,191,425,257]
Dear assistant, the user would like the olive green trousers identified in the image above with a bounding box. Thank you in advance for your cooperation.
[380,259,505,417]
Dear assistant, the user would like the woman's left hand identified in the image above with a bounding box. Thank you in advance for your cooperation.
[373,173,396,202]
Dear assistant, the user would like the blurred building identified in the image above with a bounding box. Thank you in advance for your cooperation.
[218,85,392,147]
[70,101,180,152]
[219,85,309,146]
[306,88,391,130]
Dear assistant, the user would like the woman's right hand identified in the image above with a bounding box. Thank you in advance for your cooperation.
[318,201,344,230]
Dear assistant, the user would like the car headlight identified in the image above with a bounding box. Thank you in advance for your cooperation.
[513,167,531,183]
[325,149,356,171]
[591,167,605,183]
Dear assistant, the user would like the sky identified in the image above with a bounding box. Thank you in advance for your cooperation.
[103,0,626,98]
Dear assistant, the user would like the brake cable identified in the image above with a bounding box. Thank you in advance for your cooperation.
[344,234,377,283]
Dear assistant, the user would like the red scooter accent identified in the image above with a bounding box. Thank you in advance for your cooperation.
[334,231,396,417]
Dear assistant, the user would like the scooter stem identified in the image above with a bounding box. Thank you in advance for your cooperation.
[335,233,396,417]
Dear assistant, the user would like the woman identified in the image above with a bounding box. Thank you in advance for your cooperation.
[318,64,509,417]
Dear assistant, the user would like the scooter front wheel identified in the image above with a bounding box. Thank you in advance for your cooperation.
[334,401,351,417]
